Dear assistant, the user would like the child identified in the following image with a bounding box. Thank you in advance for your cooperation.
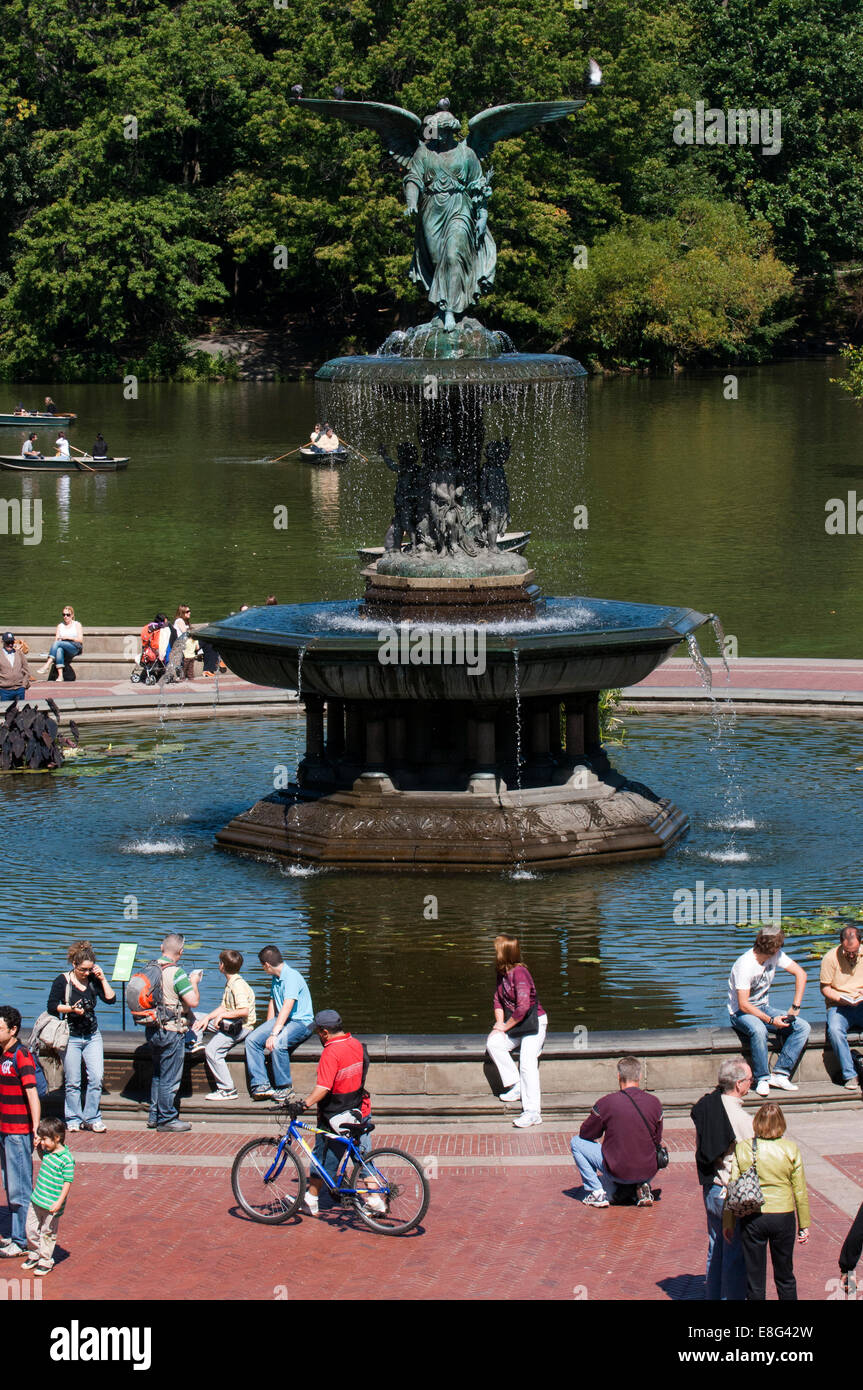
[182,632,203,681]
[22,1117,75,1275]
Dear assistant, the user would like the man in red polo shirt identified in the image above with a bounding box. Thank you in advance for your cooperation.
[297,1009,371,1217]
[0,1006,41,1257]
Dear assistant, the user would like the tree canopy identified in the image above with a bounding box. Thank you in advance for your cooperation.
[0,0,861,377]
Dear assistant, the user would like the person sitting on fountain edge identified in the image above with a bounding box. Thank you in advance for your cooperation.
[727,929,810,1097]
[820,924,863,1091]
[0,632,30,703]
[245,945,314,1101]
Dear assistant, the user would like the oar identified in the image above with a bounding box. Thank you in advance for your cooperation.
[267,444,305,463]
[338,436,370,463]
[69,446,96,472]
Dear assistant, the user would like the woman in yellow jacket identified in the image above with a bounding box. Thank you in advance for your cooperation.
[724,1102,810,1300]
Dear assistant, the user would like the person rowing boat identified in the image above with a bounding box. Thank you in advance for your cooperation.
[92,433,109,459]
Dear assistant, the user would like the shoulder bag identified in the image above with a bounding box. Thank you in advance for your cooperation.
[725,1137,764,1216]
[624,1088,669,1170]
[28,974,73,1057]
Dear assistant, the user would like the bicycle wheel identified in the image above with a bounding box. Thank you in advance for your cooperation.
[349,1147,430,1235]
[231,1137,305,1223]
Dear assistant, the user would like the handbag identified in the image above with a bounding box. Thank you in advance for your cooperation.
[625,1088,669,1170]
[219,1018,244,1038]
[28,974,73,1057]
[725,1138,764,1216]
[506,1001,539,1040]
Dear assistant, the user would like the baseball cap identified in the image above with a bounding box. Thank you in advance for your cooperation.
[2,632,14,644]
[314,1009,342,1030]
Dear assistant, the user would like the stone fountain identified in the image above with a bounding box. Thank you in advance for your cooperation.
[199,87,708,870]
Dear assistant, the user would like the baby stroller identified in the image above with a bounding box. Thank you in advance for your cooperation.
[130,618,173,686]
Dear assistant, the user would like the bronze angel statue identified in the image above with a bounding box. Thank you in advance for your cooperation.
[292,77,599,332]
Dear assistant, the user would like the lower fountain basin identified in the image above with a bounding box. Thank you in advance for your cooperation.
[197,597,709,702]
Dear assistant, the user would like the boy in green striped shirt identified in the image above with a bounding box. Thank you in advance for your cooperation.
[22,1117,75,1275]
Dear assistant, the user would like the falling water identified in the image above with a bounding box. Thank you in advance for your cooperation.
[509,647,535,879]
[686,628,750,859]
[710,614,731,679]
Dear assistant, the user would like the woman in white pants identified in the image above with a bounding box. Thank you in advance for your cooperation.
[486,934,548,1128]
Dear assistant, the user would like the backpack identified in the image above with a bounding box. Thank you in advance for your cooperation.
[125,960,182,1027]
[7,1044,47,1101]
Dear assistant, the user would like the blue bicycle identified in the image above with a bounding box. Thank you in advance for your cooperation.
[231,1102,430,1235]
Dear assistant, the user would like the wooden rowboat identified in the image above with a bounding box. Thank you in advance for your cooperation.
[356,530,531,563]
[0,412,77,428]
[0,455,129,472]
[299,445,349,463]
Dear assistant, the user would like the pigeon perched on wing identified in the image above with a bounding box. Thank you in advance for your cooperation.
[333,83,345,100]
[291,84,303,100]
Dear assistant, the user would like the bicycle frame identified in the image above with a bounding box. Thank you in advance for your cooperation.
[266,1117,381,1196]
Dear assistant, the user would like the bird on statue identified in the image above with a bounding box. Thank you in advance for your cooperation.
[333,83,345,100]
[290,84,303,100]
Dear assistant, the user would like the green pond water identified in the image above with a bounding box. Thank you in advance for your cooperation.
[2,359,862,654]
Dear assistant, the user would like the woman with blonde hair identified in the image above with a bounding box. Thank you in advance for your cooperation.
[39,605,83,681]
[725,1102,810,1300]
[46,941,116,1132]
[486,934,547,1129]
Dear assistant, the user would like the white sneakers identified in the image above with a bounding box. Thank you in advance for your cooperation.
[513,1112,542,1128]
[302,1194,319,1217]
[756,1074,798,1096]
[768,1073,798,1092]
[499,1085,521,1103]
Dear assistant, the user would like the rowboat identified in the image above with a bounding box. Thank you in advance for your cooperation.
[357,530,531,563]
[299,446,349,463]
[0,412,77,428]
[0,455,129,472]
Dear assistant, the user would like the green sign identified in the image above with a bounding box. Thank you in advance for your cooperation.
[112,942,138,983]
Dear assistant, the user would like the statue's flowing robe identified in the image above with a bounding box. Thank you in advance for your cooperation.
[404,143,496,315]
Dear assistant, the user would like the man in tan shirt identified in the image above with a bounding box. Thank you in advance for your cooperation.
[822,926,863,1089]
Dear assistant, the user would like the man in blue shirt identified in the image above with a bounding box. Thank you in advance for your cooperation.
[246,945,314,1100]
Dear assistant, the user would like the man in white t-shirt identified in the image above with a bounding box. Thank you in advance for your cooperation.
[727,929,810,1097]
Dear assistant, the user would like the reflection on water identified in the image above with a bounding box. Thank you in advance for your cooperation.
[2,714,861,1033]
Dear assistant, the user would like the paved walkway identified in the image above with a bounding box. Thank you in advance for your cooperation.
[19,673,299,724]
[6,1111,859,1301]
[624,657,863,713]
[15,658,863,724]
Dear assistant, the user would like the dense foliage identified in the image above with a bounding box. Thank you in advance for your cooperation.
[0,0,861,378]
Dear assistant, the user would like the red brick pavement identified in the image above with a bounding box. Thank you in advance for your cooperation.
[1,1127,849,1302]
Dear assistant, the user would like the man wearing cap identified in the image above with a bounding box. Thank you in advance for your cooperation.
[296,1010,371,1217]
[0,633,30,703]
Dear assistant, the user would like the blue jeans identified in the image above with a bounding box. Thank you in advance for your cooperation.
[826,1003,863,1082]
[245,1018,314,1091]
[313,1127,371,1186]
[0,1133,33,1247]
[65,1031,104,1125]
[145,1027,186,1125]
[569,1135,619,1199]
[703,1181,746,1300]
[49,639,82,668]
[729,1010,810,1084]
[0,689,26,703]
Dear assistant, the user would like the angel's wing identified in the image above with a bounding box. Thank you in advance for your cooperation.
[293,99,422,167]
[467,100,585,160]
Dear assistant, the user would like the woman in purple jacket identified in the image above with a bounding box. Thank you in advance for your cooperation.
[486,934,548,1128]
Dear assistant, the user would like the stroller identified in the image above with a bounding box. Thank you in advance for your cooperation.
[130,618,174,686]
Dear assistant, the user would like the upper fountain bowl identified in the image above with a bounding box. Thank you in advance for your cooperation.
[197,597,709,702]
